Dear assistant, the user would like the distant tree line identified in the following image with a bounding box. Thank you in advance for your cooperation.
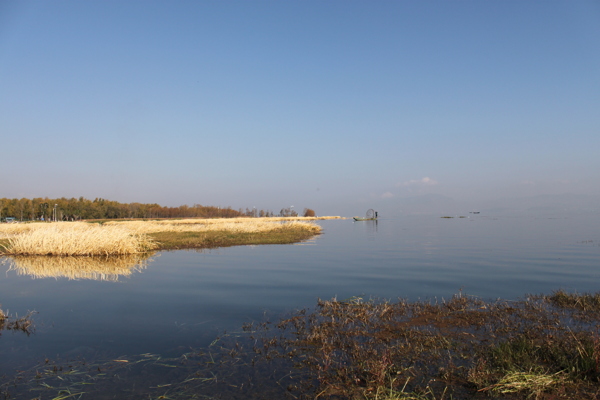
[0,197,241,221]
[230,207,315,218]
[0,197,317,221]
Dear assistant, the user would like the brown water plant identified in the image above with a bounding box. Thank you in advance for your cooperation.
[234,292,600,399]
[0,305,35,335]
[6,292,600,399]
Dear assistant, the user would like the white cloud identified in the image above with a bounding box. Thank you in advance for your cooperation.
[381,192,394,199]
[399,177,439,187]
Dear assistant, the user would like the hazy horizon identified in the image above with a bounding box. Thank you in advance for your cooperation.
[2,1,599,216]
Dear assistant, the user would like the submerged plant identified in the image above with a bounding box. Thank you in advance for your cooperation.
[0,305,35,335]
[235,292,600,399]
[6,292,600,399]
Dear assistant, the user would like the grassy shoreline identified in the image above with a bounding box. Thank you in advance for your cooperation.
[149,227,319,250]
[0,217,340,256]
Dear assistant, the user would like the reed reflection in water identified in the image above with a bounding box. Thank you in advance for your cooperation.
[2,253,155,281]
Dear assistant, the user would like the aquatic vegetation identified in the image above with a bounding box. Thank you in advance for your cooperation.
[7,291,600,399]
[0,305,35,335]
[223,292,600,399]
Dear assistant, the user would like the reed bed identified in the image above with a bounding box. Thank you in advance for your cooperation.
[103,217,323,235]
[0,222,35,239]
[0,218,324,256]
[3,254,151,281]
[0,222,156,256]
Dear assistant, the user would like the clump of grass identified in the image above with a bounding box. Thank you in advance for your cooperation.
[0,222,156,256]
[546,289,600,312]
[0,305,35,335]
[480,370,568,398]
[234,292,600,399]
[0,222,33,239]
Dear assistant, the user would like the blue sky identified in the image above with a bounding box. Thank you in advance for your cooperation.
[1,1,599,215]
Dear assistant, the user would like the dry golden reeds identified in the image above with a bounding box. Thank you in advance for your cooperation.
[0,218,323,256]
[1,222,156,256]
[0,222,35,239]
[103,217,323,235]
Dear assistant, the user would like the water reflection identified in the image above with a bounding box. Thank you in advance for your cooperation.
[2,253,155,281]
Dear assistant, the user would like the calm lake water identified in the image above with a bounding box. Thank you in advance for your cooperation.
[1,212,599,381]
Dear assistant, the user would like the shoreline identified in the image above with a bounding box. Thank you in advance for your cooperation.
[0,217,345,256]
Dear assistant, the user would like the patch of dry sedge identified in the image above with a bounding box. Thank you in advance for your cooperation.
[104,217,324,234]
[0,222,156,256]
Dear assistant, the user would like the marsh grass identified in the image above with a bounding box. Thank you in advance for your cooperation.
[150,227,320,250]
[8,291,600,399]
[546,289,600,313]
[104,217,323,235]
[222,291,600,399]
[0,305,35,335]
[0,218,324,256]
[479,370,568,398]
[0,222,156,256]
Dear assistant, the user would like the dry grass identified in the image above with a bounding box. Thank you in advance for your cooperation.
[0,222,156,256]
[0,222,34,239]
[480,370,568,398]
[0,218,325,256]
[103,217,324,235]
[3,254,152,281]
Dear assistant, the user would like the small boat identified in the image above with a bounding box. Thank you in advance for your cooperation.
[353,209,378,221]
